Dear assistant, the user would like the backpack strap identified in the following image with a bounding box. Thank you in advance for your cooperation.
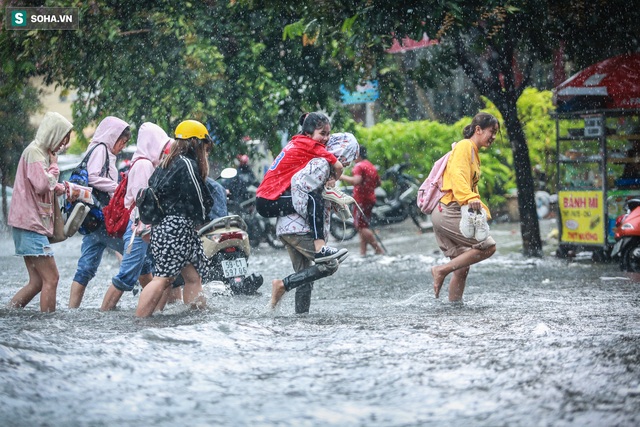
[80,142,110,178]
[99,143,110,178]
[129,157,150,170]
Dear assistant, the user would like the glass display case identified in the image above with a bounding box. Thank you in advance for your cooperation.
[554,110,640,256]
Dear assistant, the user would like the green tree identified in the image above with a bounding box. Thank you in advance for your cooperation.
[0,74,41,225]
[0,1,359,160]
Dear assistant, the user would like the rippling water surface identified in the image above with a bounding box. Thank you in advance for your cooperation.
[1,220,639,426]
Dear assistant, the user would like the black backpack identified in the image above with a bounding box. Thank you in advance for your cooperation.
[136,166,166,225]
[136,186,165,225]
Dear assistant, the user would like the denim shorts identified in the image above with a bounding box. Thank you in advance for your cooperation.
[13,227,54,257]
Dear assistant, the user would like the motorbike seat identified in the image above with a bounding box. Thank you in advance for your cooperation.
[198,215,248,236]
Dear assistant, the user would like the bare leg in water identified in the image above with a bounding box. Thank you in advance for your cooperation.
[431,245,496,301]
[359,228,384,256]
[270,279,286,308]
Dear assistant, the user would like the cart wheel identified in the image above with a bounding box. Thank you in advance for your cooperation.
[555,244,574,259]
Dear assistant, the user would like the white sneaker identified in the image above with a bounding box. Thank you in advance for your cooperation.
[322,186,355,207]
[335,205,353,222]
[459,205,476,239]
[474,208,490,241]
[64,202,90,237]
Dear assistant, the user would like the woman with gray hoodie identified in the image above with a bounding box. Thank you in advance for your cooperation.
[68,116,131,308]
[8,112,73,312]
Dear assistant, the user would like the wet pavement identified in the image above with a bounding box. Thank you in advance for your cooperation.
[0,219,639,426]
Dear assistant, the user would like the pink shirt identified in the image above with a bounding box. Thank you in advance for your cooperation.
[8,112,71,236]
[9,156,64,236]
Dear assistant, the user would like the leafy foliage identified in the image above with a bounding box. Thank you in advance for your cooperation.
[0,73,41,224]
[0,1,357,159]
[258,0,638,256]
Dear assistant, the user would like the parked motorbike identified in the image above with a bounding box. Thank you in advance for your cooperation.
[198,214,264,295]
[219,168,284,249]
[610,198,640,272]
[330,163,431,241]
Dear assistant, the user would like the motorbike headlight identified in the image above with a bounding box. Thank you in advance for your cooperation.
[621,223,635,230]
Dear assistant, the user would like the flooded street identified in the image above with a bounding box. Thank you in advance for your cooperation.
[1,219,639,426]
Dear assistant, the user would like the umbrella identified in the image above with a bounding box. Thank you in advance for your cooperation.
[554,53,640,112]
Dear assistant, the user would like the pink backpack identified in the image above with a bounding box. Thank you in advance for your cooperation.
[417,143,457,214]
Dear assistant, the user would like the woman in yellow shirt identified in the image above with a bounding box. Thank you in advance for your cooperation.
[431,112,499,301]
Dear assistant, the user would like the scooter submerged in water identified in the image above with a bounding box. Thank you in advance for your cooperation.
[611,198,640,272]
[198,214,264,295]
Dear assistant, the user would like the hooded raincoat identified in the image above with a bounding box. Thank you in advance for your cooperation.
[125,123,172,217]
[86,116,129,195]
[8,112,73,236]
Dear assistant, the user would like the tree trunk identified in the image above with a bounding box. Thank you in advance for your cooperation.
[498,96,543,257]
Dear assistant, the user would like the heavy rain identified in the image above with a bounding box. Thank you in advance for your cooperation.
[1,219,639,426]
[2,2,640,426]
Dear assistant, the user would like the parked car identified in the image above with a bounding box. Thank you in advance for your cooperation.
[58,153,84,183]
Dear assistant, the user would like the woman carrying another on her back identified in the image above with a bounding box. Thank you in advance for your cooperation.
[256,112,346,263]
[100,122,173,311]
[431,112,499,302]
[8,112,73,312]
[135,120,214,318]
[270,133,360,313]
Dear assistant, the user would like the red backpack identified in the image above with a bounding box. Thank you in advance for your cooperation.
[103,158,147,238]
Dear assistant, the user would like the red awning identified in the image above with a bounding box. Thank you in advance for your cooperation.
[386,33,437,54]
[554,53,640,112]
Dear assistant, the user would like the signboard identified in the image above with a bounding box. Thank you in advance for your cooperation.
[559,190,605,245]
[584,116,603,137]
[340,80,379,105]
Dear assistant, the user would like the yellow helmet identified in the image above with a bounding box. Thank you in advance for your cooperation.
[174,120,212,142]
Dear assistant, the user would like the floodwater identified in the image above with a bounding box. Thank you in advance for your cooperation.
[0,219,639,427]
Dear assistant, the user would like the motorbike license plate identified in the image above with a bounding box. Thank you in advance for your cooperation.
[221,258,248,278]
[611,239,623,258]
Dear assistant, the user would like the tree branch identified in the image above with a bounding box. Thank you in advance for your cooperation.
[453,34,491,95]
[118,29,151,36]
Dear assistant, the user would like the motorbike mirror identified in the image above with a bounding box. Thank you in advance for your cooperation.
[219,167,238,179]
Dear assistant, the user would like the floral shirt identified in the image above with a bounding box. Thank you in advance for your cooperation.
[276,158,335,238]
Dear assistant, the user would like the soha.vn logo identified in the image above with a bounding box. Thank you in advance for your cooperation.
[11,10,27,27]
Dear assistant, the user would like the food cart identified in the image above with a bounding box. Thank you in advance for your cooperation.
[552,53,640,259]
